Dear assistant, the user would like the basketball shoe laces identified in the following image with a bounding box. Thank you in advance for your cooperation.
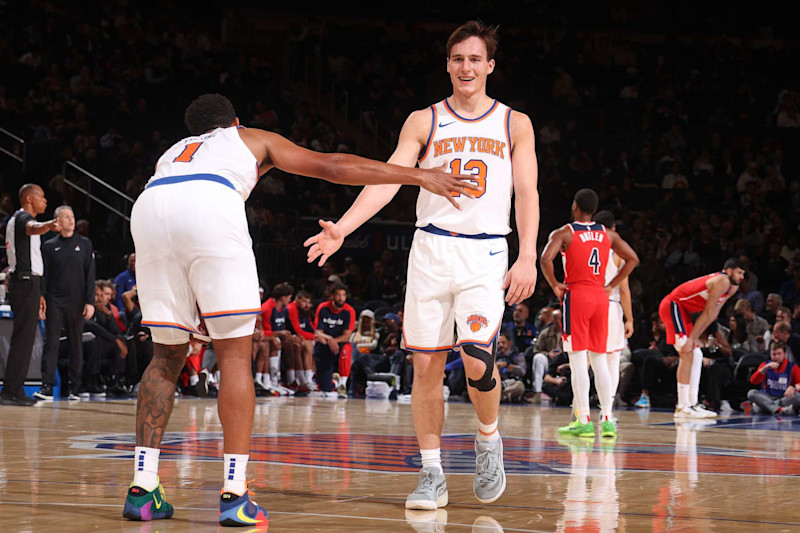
[476,449,499,484]
[413,470,440,494]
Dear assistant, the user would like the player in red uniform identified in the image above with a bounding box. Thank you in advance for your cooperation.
[540,189,638,437]
[659,258,745,418]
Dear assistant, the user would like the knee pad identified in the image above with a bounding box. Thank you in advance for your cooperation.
[462,342,497,392]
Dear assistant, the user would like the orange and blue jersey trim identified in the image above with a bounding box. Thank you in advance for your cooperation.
[401,327,452,353]
[418,105,438,163]
[202,308,262,319]
[141,321,197,333]
[443,99,499,123]
[455,320,501,349]
[505,107,513,161]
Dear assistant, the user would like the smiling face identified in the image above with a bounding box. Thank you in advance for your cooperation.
[447,36,494,99]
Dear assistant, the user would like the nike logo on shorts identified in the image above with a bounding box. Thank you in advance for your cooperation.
[489,250,502,256]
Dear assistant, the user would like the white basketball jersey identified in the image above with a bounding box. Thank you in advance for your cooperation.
[148,126,258,201]
[605,249,624,301]
[416,99,513,235]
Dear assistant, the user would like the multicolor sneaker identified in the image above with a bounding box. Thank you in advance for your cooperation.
[634,394,650,409]
[122,481,174,521]
[218,487,269,527]
[600,419,617,438]
[558,420,595,438]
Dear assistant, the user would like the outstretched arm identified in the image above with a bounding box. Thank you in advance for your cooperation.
[504,111,539,305]
[304,110,443,266]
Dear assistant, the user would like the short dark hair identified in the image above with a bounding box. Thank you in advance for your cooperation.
[574,189,599,215]
[329,282,348,294]
[446,20,499,60]
[184,94,236,136]
[771,340,786,352]
[593,210,615,229]
[272,282,294,299]
[723,257,746,271]
[296,290,312,300]
[499,328,513,341]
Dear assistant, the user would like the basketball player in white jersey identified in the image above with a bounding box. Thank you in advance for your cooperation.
[122,94,477,527]
[593,210,634,431]
[305,21,539,509]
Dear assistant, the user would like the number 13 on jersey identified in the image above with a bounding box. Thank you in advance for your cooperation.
[449,158,487,198]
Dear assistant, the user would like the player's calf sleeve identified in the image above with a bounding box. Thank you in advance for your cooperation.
[689,347,703,406]
[589,352,613,419]
[568,350,591,423]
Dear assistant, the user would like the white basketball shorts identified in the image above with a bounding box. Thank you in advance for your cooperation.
[402,228,508,353]
[130,176,261,345]
[607,300,626,353]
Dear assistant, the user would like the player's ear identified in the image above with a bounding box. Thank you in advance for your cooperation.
[487,58,495,74]
[233,117,240,127]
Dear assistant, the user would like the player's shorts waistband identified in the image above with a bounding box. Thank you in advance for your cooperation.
[418,224,503,240]
[145,173,236,191]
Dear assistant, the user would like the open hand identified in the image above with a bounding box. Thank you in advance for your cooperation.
[304,220,344,267]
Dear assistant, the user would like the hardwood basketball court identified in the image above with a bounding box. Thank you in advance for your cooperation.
[1,396,798,531]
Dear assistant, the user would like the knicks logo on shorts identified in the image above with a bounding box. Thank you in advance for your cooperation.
[467,314,489,333]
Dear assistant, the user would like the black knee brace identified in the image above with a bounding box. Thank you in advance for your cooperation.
[462,341,497,392]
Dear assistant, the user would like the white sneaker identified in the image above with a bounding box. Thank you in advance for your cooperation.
[691,404,717,418]
[324,391,338,399]
[674,406,705,419]
[719,400,734,413]
[308,390,326,398]
[275,384,295,396]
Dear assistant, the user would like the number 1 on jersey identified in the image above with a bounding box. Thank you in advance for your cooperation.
[449,159,487,199]
[588,247,601,275]
[173,142,203,163]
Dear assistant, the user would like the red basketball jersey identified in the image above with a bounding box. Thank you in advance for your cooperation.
[666,272,732,313]
[561,222,611,287]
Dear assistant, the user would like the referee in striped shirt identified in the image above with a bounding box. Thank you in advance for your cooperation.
[1,184,60,406]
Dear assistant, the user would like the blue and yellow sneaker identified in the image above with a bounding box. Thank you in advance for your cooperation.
[122,480,174,521]
[219,485,269,527]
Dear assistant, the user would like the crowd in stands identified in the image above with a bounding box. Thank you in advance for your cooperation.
[1,3,799,412]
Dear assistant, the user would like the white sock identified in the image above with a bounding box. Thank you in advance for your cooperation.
[132,446,160,491]
[477,418,500,443]
[270,356,280,384]
[215,370,221,384]
[590,352,613,421]
[255,372,263,384]
[420,448,442,473]
[262,373,272,388]
[608,351,621,404]
[305,370,314,386]
[568,351,591,424]
[223,453,249,496]
[689,347,702,406]
[340,375,348,388]
[287,369,296,385]
[677,383,690,409]
[189,374,199,387]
